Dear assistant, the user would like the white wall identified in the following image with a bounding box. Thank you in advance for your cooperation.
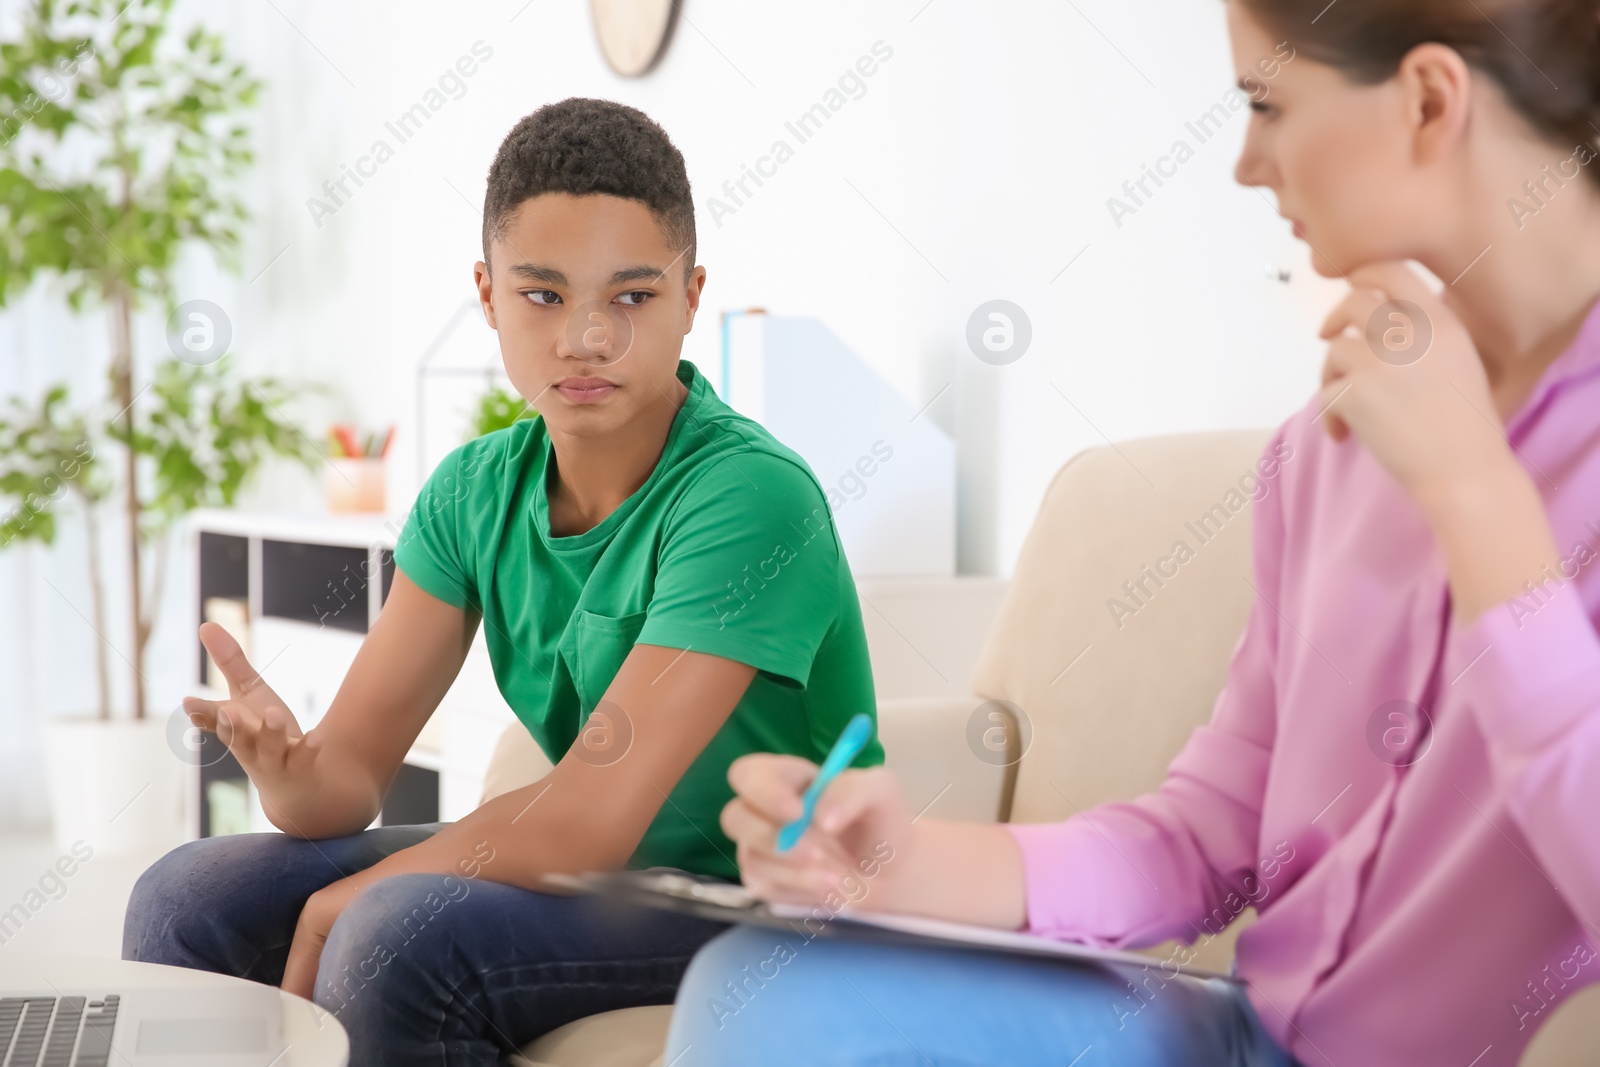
[0,0,1341,825]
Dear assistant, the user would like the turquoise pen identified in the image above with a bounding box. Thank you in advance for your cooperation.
[776,712,875,853]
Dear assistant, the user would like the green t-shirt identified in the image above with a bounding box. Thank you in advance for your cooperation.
[393,358,883,880]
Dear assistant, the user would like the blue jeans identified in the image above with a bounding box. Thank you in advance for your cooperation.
[666,925,1301,1067]
[122,825,728,1067]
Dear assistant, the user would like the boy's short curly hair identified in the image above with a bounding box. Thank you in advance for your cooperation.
[482,97,696,279]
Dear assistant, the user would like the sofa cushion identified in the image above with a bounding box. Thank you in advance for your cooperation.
[879,696,1008,822]
[511,1005,672,1067]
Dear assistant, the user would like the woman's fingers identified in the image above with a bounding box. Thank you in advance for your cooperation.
[1347,261,1431,309]
[1316,378,1352,442]
[1320,327,1355,390]
[1322,259,1434,346]
[737,842,844,904]
[725,791,845,868]
[814,768,895,836]
[721,796,777,848]
[726,758,909,908]
[727,753,816,824]
[723,795,849,856]
[726,763,901,853]
[1318,343,1354,442]
[1317,295,1363,446]
[1318,281,1394,443]
[1319,284,1388,344]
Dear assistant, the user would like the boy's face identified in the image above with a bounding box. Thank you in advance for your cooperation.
[474,192,706,438]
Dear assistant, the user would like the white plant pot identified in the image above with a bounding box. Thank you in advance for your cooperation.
[42,716,189,858]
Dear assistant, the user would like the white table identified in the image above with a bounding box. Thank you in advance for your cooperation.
[0,954,348,1066]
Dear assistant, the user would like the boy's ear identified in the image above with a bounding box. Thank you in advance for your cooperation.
[682,265,707,335]
[474,260,498,330]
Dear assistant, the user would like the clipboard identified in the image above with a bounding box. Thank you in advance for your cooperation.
[542,868,1237,982]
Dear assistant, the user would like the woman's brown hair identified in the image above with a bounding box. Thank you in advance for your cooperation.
[1236,0,1600,187]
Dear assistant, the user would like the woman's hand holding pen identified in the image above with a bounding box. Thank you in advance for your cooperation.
[721,754,917,911]
[721,754,1031,929]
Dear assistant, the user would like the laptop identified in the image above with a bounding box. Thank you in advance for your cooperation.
[0,984,285,1067]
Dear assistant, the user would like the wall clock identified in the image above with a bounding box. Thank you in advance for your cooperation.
[590,0,679,78]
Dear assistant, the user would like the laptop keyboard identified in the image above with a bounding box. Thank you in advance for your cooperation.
[0,995,119,1067]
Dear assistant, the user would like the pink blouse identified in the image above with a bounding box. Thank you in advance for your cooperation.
[1007,295,1600,1067]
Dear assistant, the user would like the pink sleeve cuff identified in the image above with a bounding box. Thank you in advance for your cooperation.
[1002,818,1176,947]
[1004,819,1105,942]
[1447,579,1600,757]
[1000,721,1273,945]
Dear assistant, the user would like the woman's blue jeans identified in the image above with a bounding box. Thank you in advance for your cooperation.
[666,924,1302,1067]
[121,825,728,1067]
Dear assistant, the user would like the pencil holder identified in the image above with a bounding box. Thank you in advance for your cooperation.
[325,457,386,513]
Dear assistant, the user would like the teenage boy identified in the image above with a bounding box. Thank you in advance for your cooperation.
[124,97,884,1067]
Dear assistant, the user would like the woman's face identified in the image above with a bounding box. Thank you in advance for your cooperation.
[1227,2,1434,277]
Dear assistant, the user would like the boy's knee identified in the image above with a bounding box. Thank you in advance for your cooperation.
[124,833,306,964]
[129,837,209,898]
[123,838,228,960]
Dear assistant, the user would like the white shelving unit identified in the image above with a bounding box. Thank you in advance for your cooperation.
[188,508,518,836]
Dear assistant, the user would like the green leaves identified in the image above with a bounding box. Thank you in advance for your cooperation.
[1,359,321,550]
[469,382,539,440]
[0,382,103,548]
[111,357,322,535]
[0,0,263,313]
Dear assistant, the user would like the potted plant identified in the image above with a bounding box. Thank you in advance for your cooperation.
[0,0,315,853]
[467,380,538,439]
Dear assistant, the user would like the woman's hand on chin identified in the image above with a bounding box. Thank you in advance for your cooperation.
[1318,260,1569,619]
[1314,261,1519,508]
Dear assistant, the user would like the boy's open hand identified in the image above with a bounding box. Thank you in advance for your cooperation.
[184,622,323,815]
[722,754,915,911]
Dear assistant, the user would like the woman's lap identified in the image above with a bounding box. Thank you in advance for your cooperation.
[666,925,1297,1067]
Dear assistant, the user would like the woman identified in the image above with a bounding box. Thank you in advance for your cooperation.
[665,0,1600,1064]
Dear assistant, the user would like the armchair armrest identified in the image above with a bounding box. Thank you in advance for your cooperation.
[479,722,553,805]
[878,696,1009,824]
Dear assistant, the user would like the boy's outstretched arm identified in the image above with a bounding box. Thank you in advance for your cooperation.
[279,638,757,998]
[183,570,480,839]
